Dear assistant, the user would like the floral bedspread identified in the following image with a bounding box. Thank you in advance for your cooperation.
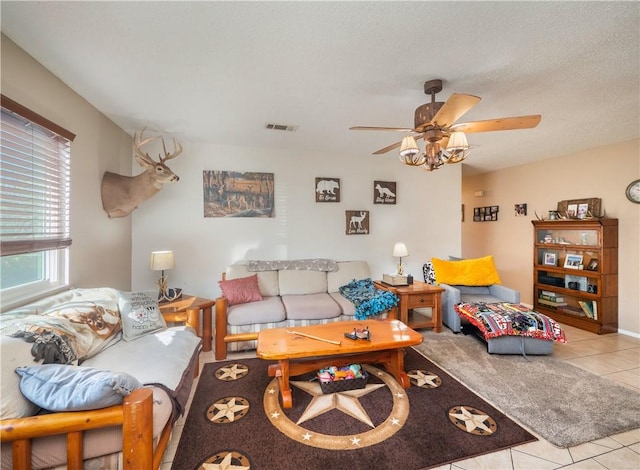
[454,302,567,343]
[339,278,399,321]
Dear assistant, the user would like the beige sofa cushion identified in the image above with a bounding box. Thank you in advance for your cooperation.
[327,261,371,292]
[281,293,341,320]
[329,292,356,316]
[227,296,286,326]
[278,270,327,295]
[226,264,279,297]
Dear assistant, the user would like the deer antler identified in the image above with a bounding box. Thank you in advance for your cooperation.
[133,127,160,165]
[160,137,183,163]
[534,211,546,221]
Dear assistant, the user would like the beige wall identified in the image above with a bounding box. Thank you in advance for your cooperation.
[1,35,133,293]
[462,140,640,335]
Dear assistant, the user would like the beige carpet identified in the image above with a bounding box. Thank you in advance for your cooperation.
[414,330,640,448]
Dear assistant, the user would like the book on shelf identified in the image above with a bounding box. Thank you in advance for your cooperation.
[558,305,585,317]
[538,297,568,307]
[541,290,562,298]
[577,300,597,319]
[540,294,564,302]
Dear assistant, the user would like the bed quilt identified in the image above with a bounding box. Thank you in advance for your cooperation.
[454,302,567,343]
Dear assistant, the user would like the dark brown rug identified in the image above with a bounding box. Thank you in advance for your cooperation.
[171,348,536,469]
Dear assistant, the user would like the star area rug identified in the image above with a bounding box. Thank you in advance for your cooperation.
[171,348,536,469]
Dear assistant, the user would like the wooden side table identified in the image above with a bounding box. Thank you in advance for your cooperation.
[159,295,215,352]
[374,281,444,332]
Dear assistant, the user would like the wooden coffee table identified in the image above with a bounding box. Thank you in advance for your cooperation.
[256,319,423,408]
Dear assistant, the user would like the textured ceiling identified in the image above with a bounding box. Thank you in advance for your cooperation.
[2,1,639,175]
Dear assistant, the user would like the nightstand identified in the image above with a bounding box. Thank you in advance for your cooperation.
[159,295,215,352]
[374,281,444,332]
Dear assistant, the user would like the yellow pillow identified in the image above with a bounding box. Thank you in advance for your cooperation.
[431,256,501,286]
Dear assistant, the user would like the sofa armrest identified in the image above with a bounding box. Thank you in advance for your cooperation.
[439,283,463,333]
[215,296,229,360]
[489,284,520,303]
[1,388,156,470]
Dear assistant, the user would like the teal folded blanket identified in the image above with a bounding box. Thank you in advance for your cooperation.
[339,278,399,320]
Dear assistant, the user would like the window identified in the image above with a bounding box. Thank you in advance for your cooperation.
[1,95,75,309]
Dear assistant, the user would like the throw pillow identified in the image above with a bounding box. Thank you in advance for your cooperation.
[15,364,141,412]
[117,291,166,341]
[219,274,263,306]
[422,262,436,285]
[431,255,502,286]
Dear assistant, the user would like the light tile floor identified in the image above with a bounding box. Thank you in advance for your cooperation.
[161,324,640,469]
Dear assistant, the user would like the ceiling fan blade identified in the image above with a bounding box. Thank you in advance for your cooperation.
[430,93,481,127]
[372,135,424,155]
[452,115,542,133]
[350,126,415,132]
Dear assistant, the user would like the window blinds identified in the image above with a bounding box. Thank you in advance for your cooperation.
[0,104,73,256]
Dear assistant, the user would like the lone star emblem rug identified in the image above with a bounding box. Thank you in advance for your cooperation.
[171,348,535,469]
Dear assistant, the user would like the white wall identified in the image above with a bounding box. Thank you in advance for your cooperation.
[1,35,133,294]
[462,140,640,335]
[131,142,462,297]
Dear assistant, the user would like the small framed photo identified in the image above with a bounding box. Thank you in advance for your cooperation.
[564,254,583,269]
[543,252,557,266]
[586,259,599,271]
[373,181,396,204]
[315,177,340,203]
[515,203,527,216]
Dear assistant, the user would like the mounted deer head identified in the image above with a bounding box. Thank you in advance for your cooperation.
[101,128,183,218]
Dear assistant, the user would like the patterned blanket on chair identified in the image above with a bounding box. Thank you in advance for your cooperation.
[339,278,399,321]
[455,302,567,343]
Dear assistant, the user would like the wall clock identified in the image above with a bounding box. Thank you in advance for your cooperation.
[626,179,640,204]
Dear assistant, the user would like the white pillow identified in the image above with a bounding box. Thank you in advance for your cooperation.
[117,291,166,341]
[0,335,42,418]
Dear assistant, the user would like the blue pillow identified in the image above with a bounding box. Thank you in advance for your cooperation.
[15,364,142,412]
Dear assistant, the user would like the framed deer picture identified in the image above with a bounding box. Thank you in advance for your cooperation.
[345,210,369,235]
[203,170,275,217]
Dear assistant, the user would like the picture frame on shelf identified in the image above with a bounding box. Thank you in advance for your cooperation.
[543,252,557,266]
[586,258,599,271]
[564,254,583,269]
[557,197,601,219]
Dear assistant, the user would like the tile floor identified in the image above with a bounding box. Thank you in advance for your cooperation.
[161,324,640,469]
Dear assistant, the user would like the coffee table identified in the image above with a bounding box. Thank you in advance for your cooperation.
[256,319,423,408]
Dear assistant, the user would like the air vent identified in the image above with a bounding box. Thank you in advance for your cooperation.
[265,123,298,132]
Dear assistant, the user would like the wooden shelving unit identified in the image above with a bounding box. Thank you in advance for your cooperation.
[532,218,618,334]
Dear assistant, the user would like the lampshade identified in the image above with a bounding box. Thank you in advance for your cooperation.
[399,136,427,166]
[445,131,469,150]
[393,242,409,258]
[150,251,175,271]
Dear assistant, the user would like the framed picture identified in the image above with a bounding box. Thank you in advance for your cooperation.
[515,203,527,216]
[564,254,584,269]
[543,252,557,266]
[203,170,275,218]
[557,198,601,219]
[315,177,340,202]
[373,181,396,204]
[586,259,599,271]
[345,210,369,235]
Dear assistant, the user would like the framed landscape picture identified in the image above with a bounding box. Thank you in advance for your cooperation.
[203,170,274,217]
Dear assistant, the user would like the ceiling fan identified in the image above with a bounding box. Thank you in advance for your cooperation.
[349,79,541,171]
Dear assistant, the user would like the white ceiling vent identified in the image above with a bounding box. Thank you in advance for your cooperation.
[265,123,298,132]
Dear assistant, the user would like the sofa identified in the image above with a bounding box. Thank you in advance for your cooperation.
[0,287,202,470]
[215,259,398,360]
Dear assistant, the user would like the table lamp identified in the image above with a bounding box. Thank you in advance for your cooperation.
[150,250,175,300]
[393,242,409,276]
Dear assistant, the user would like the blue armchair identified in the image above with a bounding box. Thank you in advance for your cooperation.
[423,261,520,333]
[439,284,520,333]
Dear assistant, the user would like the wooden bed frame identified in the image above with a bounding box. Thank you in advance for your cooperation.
[1,312,203,470]
[0,388,168,470]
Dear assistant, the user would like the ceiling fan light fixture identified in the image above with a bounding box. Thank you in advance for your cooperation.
[445,131,469,150]
[398,136,426,166]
